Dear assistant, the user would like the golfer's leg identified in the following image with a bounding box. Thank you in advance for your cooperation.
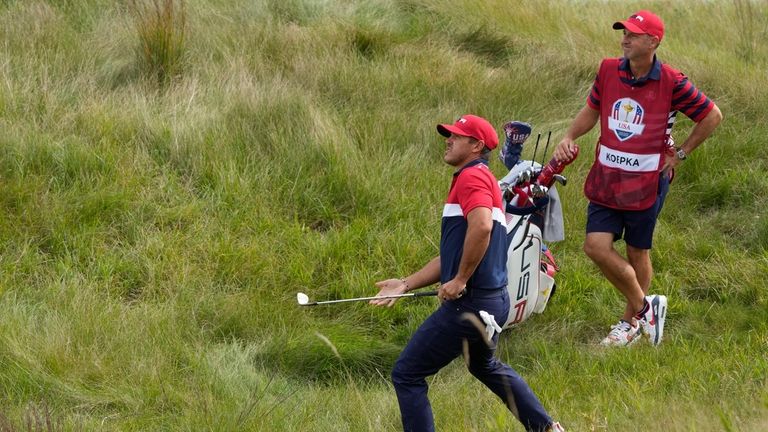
[466,336,552,431]
[392,306,463,432]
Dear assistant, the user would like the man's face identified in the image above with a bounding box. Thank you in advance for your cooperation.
[443,133,481,166]
[621,30,658,60]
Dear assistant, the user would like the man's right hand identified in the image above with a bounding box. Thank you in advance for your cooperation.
[553,105,597,162]
[553,137,579,163]
[369,279,407,308]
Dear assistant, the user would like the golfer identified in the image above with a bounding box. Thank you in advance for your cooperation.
[371,115,564,432]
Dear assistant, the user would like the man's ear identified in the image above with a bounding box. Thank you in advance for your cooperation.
[474,139,486,153]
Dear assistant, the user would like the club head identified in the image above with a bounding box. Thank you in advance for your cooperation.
[519,169,531,184]
[553,174,567,186]
[296,292,310,305]
[531,184,549,198]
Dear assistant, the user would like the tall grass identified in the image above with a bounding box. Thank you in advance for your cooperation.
[733,0,763,64]
[128,0,187,87]
[0,402,61,432]
[0,0,766,430]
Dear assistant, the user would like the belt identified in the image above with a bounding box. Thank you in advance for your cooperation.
[467,288,506,299]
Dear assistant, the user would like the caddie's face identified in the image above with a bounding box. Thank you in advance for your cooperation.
[621,29,658,59]
[443,133,481,167]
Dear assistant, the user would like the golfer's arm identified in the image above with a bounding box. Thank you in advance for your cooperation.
[564,105,599,141]
[453,207,492,285]
[679,104,723,155]
[402,257,441,292]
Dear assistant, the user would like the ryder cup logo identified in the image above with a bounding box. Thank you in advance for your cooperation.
[608,98,646,141]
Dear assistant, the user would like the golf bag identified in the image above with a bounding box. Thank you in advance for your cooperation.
[497,122,569,330]
[501,199,558,329]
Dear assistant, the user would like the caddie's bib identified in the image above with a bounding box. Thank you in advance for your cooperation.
[584,58,676,210]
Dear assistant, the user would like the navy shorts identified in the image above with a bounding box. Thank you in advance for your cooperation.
[586,173,670,249]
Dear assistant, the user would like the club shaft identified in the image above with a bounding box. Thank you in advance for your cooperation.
[304,291,437,306]
[542,131,552,163]
[531,133,541,166]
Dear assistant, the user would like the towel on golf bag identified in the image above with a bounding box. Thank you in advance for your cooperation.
[498,161,564,243]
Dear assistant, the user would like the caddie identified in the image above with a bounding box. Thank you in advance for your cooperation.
[553,10,722,346]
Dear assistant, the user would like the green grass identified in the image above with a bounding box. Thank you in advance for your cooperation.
[0,0,766,430]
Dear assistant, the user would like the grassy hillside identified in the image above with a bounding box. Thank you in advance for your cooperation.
[0,0,766,430]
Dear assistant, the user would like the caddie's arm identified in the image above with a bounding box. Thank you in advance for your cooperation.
[439,207,492,301]
[662,104,723,172]
[553,105,599,162]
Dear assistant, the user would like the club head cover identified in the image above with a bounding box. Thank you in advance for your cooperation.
[499,121,532,170]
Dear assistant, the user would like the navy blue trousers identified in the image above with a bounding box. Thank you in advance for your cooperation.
[391,289,552,432]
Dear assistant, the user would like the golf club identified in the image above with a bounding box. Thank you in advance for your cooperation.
[531,133,541,166]
[541,131,552,164]
[296,290,440,306]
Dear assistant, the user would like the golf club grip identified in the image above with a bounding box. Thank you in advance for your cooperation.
[413,288,466,298]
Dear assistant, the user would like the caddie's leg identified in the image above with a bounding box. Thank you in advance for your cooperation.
[391,304,464,432]
[624,246,653,321]
[583,232,645,314]
[620,176,666,321]
[627,246,652,293]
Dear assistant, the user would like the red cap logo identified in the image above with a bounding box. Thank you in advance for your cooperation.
[613,10,665,41]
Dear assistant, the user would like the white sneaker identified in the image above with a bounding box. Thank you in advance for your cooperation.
[550,421,566,431]
[600,320,641,347]
[640,295,668,346]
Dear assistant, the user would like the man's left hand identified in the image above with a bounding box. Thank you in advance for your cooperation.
[438,279,466,301]
[661,153,681,173]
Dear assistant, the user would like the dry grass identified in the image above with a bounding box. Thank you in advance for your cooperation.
[127,0,187,87]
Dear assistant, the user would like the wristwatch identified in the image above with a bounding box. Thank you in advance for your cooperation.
[675,147,687,161]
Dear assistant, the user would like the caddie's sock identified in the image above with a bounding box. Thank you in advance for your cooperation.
[633,298,650,320]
